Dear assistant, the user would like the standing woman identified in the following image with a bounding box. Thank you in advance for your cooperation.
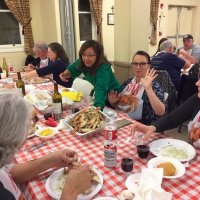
[59,40,120,109]
[24,42,74,88]
[108,51,166,125]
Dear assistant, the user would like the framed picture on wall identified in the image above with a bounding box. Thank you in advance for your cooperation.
[107,13,114,25]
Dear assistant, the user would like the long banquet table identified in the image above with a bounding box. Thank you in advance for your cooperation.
[13,81,200,200]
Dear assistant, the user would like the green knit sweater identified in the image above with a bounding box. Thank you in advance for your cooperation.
[68,59,120,108]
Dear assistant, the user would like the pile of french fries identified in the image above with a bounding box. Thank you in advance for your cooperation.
[68,107,105,133]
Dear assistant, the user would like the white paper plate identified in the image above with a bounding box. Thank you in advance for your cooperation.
[147,157,185,179]
[149,138,196,162]
[45,167,103,200]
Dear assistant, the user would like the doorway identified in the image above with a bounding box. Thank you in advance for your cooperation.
[167,5,196,48]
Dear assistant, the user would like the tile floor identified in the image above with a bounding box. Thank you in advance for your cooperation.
[164,125,189,142]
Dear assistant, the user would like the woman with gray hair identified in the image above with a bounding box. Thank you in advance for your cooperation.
[0,90,91,200]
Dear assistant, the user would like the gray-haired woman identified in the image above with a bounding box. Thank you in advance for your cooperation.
[0,90,91,200]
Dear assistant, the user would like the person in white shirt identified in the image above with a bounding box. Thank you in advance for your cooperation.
[24,41,49,72]
[179,34,200,64]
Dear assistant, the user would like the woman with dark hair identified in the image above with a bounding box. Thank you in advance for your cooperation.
[24,42,73,87]
[108,51,166,125]
[60,40,120,108]
[153,37,168,56]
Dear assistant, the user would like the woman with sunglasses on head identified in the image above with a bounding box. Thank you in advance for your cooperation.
[59,40,120,109]
[108,51,166,125]
[132,80,200,147]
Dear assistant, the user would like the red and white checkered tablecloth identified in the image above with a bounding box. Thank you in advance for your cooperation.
[14,82,200,200]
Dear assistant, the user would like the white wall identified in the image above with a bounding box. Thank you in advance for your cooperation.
[102,0,114,61]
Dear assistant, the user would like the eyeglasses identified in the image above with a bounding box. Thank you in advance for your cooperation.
[131,62,149,67]
[82,54,96,58]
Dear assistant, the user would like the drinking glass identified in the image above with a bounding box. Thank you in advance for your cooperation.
[137,145,150,159]
[121,158,134,176]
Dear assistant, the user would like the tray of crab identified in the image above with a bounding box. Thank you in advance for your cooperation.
[65,106,107,137]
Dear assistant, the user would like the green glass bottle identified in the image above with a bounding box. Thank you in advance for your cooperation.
[52,82,63,121]
[0,65,2,79]
[16,72,26,96]
[2,57,9,77]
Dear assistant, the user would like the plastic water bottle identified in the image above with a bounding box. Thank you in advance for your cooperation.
[103,111,118,168]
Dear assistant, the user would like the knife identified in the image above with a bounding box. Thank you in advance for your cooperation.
[26,141,47,152]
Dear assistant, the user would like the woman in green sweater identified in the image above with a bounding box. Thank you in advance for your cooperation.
[59,40,120,109]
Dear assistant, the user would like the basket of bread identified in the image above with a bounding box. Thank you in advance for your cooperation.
[65,106,106,138]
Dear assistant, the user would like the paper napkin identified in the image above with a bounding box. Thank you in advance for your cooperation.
[122,168,172,200]
[61,91,83,101]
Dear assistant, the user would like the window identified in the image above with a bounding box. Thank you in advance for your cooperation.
[0,1,24,52]
[78,0,96,44]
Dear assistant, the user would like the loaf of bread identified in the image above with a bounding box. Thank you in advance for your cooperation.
[157,162,176,176]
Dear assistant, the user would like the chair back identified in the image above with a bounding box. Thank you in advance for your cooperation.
[155,70,177,113]
[72,78,94,97]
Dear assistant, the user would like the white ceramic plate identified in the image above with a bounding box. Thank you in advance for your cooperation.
[125,173,141,193]
[24,89,51,104]
[45,167,103,200]
[60,88,76,93]
[27,124,40,138]
[31,77,50,84]
[149,138,196,162]
[35,127,58,140]
[147,156,185,179]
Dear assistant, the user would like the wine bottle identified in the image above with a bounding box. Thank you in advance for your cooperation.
[16,72,26,96]
[2,57,9,77]
[0,66,2,79]
[52,82,63,121]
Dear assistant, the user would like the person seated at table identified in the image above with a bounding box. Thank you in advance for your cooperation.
[0,90,91,200]
[59,40,121,109]
[24,41,49,72]
[153,37,168,57]
[23,42,74,88]
[178,34,200,64]
[151,40,190,90]
[132,78,200,144]
[177,56,199,105]
[108,51,166,125]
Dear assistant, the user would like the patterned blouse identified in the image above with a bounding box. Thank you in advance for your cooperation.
[120,78,165,125]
